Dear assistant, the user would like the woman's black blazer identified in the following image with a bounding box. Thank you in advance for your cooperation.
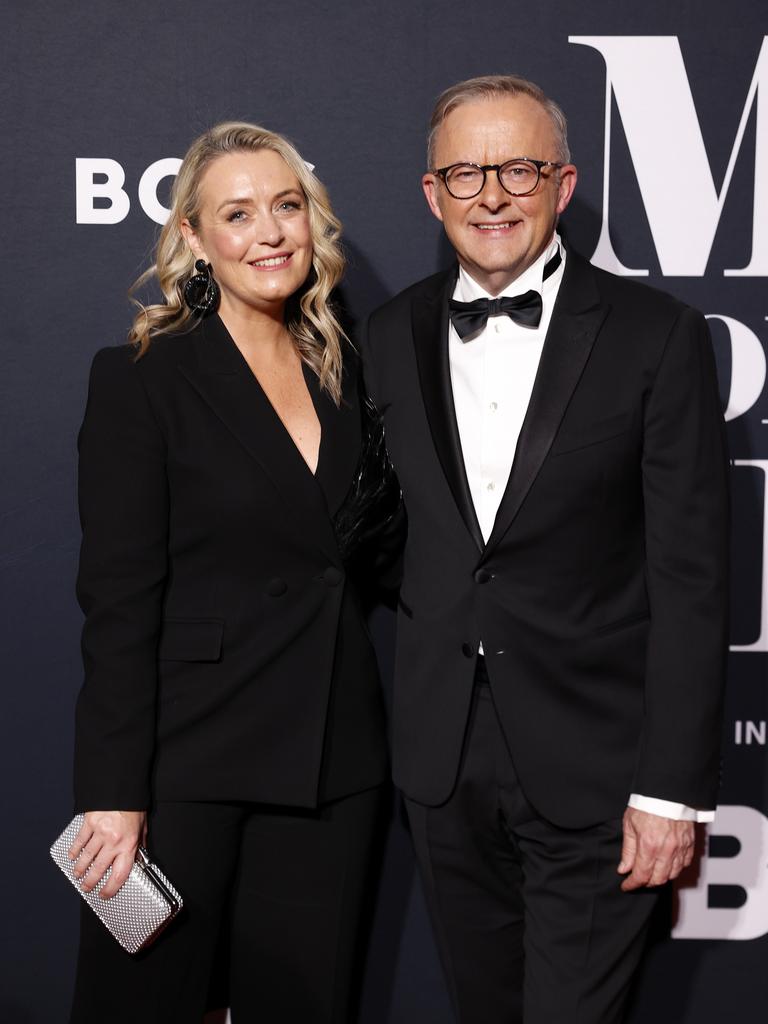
[73,315,388,812]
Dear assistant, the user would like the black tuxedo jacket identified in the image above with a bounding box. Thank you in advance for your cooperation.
[364,249,729,828]
[73,315,387,813]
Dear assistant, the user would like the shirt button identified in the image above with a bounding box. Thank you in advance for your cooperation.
[489,401,498,411]
[487,481,495,492]
[494,322,502,334]
[322,567,344,587]
[462,642,476,658]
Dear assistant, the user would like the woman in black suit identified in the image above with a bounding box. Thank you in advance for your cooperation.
[67,122,390,1023]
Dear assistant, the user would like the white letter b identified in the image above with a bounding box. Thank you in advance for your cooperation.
[75,158,130,224]
[674,805,768,940]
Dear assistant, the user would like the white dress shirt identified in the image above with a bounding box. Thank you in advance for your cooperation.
[448,234,713,823]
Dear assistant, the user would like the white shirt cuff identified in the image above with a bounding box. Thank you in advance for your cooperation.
[628,794,715,822]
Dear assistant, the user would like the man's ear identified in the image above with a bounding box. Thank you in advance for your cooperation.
[555,164,578,217]
[180,218,206,262]
[421,174,445,223]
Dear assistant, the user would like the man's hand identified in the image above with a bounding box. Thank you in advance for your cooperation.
[617,807,695,891]
[68,810,147,899]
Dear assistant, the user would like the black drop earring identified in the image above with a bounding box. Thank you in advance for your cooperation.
[183,259,220,316]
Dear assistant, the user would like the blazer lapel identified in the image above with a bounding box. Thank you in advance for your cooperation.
[483,251,610,558]
[306,355,361,519]
[411,270,485,552]
[178,315,341,563]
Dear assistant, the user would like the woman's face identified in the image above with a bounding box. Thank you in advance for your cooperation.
[182,149,314,318]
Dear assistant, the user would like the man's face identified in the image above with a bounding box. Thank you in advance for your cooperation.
[422,95,577,295]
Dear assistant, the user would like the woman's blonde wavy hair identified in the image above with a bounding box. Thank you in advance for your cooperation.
[129,122,347,404]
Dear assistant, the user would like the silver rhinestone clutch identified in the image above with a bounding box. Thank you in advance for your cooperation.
[50,814,183,954]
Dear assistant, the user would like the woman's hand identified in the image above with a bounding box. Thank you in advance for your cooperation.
[68,810,147,899]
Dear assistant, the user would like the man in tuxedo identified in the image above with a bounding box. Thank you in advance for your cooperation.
[363,75,729,1023]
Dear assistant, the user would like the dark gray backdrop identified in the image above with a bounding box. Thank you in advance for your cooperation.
[2,2,767,1020]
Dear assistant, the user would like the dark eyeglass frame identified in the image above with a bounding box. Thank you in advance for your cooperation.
[433,158,564,199]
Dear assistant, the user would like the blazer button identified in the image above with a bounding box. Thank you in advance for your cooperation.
[462,642,475,658]
[323,567,344,587]
[266,578,288,597]
[474,569,493,584]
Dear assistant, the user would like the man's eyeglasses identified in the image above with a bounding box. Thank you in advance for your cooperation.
[433,158,564,199]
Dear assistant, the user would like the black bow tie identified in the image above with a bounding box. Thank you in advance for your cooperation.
[448,248,562,341]
[449,291,542,338]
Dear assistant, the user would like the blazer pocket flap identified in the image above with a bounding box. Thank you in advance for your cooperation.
[593,611,650,637]
[550,413,632,456]
[158,618,225,662]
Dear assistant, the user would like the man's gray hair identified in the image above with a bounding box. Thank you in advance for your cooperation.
[427,74,571,168]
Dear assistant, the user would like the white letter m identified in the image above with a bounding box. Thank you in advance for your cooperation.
[569,36,768,277]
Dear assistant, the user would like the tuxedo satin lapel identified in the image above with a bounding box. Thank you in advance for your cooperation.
[411,271,485,553]
[484,254,610,557]
[179,316,340,563]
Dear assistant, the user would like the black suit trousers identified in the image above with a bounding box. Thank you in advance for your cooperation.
[70,786,386,1024]
[405,661,659,1024]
